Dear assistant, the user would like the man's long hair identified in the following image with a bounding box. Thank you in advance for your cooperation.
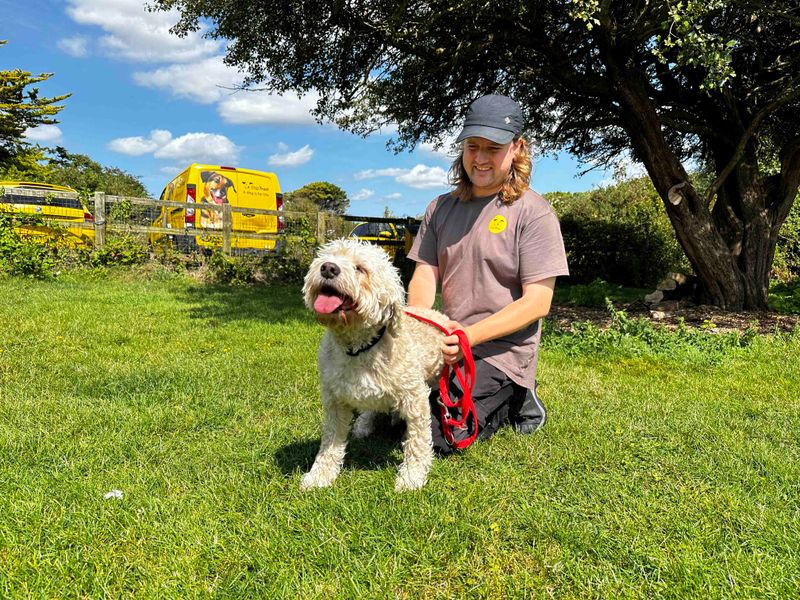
[448,137,532,203]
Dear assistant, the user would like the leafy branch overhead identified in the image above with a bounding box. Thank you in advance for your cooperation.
[152,0,800,310]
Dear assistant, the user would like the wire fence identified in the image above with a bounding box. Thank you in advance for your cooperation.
[1,188,420,257]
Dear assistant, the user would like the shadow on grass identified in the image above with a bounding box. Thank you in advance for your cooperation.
[274,427,405,475]
[173,283,315,325]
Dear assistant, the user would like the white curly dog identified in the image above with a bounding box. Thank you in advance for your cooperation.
[301,238,450,491]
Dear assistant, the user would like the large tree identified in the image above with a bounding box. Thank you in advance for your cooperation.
[154,0,800,309]
[0,41,69,165]
[285,181,349,214]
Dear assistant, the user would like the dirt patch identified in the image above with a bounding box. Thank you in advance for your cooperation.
[549,302,800,335]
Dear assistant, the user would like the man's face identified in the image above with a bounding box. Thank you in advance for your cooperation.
[462,137,521,197]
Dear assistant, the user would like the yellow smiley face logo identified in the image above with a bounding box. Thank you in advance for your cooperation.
[488,215,507,234]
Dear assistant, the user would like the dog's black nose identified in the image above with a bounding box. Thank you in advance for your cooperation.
[320,262,340,279]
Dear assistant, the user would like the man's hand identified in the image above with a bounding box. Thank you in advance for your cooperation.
[441,320,469,365]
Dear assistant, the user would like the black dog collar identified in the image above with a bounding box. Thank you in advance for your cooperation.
[346,326,387,357]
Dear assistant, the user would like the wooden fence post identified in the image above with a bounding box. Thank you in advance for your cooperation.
[317,211,326,245]
[222,203,233,254]
[93,192,106,250]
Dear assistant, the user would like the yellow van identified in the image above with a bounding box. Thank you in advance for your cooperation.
[149,164,284,253]
[0,181,95,247]
[349,221,406,259]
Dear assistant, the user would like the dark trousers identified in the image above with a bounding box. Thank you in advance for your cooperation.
[429,358,516,455]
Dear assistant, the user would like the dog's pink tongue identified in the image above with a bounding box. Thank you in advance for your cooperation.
[313,293,344,314]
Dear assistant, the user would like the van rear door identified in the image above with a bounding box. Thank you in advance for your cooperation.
[230,169,280,250]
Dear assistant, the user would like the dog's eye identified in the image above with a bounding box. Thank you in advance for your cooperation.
[355,264,367,275]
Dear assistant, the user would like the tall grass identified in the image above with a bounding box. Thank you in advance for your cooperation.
[1,270,798,598]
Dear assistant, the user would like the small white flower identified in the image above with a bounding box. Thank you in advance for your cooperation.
[104,489,124,500]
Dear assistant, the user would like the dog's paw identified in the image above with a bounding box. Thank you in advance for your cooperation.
[394,468,428,492]
[300,472,333,490]
[351,411,377,439]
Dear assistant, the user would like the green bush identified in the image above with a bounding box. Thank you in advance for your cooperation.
[774,197,800,283]
[769,280,800,314]
[90,235,148,267]
[547,177,690,287]
[207,251,257,285]
[207,218,318,286]
[0,214,56,278]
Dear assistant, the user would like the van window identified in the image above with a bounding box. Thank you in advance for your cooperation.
[1,193,83,210]
[352,222,395,237]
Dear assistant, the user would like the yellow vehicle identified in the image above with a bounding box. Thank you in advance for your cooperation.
[349,221,407,259]
[149,164,284,253]
[0,181,95,247]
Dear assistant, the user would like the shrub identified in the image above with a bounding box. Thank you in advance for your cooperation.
[769,280,800,314]
[0,214,56,278]
[207,251,257,285]
[91,235,149,266]
[207,218,318,286]
[547,177,690,287]
[773,196,800,283]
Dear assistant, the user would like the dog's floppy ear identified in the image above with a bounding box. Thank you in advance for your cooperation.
[388,300,404,335]
[200,171,213,183]
[386,271,405,335]
[225,179,236,193]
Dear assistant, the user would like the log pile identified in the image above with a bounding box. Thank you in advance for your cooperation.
[644,272,700,317]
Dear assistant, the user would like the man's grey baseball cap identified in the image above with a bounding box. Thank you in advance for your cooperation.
[455,94,524,145]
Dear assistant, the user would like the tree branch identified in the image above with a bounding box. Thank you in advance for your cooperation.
[705,76,800,205]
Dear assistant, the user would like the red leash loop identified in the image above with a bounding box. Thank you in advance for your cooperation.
[405,311,479,449]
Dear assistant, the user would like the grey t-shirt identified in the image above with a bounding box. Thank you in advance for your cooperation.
[408,189,569,387]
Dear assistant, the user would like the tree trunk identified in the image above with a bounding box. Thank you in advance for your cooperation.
[611,76,796,310]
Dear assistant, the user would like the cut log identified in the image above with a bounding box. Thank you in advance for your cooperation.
[644,290,664,305]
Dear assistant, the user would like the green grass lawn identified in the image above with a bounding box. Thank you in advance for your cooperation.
[1,270,798,598]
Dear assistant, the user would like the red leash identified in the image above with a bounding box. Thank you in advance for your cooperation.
[405,311,479,449]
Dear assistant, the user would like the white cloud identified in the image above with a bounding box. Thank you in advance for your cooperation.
[108,129,240,164]
[133,59,320,124]
[395,164,449,189]
[351,188,374,201]
[107,129,172,156]
[383,193,402,200]
[268,144,314,168]
[355,168,408,180]
[66,0,220,63]
[64,2,323,126]
[155,132,240,164]
[133,56,244,104]
[58,36,89,58]
[218,90,319,125]
[23,125,63,143]
[355,164,448,189]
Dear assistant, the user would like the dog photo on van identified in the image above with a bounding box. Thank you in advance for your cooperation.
[301,239,450,491]
[199,170,235,229]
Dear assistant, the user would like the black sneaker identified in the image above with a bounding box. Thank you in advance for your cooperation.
[510,382,547,434]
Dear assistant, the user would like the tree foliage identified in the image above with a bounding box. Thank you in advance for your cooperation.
[0,146,148,198]
[0,41,69,164]
[154,0,800,308]
[284,181,349,214]
[45,147,148,197]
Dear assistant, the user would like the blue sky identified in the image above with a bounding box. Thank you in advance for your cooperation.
[4,0,609,218]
